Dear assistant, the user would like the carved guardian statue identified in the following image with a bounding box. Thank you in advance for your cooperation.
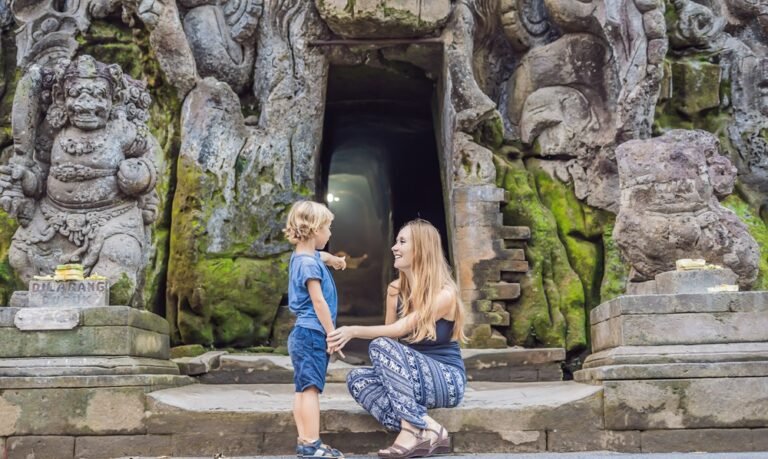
[0,55,159,301]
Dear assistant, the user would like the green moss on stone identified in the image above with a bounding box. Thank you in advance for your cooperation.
[170,344,207,359]
[722,194,768,290]
[600,221,629,302]
[495,156,586,351]
[110,273,135,306]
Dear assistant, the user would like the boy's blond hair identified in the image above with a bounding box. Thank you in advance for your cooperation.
[283,201,334,244]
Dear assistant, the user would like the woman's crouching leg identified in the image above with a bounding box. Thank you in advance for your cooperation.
[346,367,401,431]
[367,337,428,429]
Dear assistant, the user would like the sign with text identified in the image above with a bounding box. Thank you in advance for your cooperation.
[28,280,109,308]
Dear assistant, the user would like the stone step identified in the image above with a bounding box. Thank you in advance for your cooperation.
[145,381,603,456]
[187,347,566,384]
[481,282,521,301]
[500,225,531,240]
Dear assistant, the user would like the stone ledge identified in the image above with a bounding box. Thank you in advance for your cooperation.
[0,374,193,389]
[0,326,170,359]
[640,428,768,453]
[581,343,768,368]
[576,361,768,381]
[0,307,169,334]
[146,382,604,436]
[0,356,180,377]
[590,291,768,324]
[591,311,768,352]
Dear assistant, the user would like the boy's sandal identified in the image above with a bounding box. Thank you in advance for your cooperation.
[297,439,345,458]
[378,428,431,459]
[426,425,451,455]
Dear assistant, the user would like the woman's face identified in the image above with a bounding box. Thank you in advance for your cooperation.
[392,226,413,272]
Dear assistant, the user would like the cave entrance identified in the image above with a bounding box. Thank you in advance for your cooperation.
[321,64,448,325]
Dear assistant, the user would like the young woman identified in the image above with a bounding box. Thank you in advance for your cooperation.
[327,219,467,459]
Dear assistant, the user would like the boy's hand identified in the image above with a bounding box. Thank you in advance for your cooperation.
[327,255,346,271]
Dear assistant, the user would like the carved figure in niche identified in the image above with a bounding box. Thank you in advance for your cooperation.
[668,0,726,51]
[0,55,159,297]
[729,56,768,196]
[613,130,759,288]
[178,0,262,94]
[500,0,558,51]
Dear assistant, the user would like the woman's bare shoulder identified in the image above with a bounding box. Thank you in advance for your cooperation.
[387,279,401,296]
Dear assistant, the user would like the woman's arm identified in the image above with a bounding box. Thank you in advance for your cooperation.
[327,314,416,352]
[384,281,399,325]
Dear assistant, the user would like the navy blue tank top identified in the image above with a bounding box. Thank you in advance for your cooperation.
[397,300,465,374]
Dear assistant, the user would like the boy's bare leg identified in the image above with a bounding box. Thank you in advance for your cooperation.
[298,387,321,441]
[294,392,308,442]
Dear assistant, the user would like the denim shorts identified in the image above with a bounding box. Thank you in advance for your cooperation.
[288,326,330,393]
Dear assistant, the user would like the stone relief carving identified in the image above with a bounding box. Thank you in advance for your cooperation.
[613,130,759,288]
[0,55,160,296]
[500,0,667,211]
[178,0,262,94]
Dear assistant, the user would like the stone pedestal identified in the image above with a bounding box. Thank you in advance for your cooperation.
[0,305,182,377]
[0,288,193,458]
[575,270,768,432]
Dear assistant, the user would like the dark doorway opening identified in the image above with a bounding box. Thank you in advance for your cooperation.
[321,64,448,325]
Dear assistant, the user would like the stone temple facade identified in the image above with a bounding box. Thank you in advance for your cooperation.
[0,1,766,457]
[0,0,765,359]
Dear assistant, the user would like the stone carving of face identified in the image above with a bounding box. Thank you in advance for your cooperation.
[64,77,112,131]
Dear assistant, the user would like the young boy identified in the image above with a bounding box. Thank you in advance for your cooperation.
[283,200,345,458]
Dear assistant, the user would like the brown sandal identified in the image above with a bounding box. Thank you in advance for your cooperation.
[378,428,431,458]
[426,425,451,455]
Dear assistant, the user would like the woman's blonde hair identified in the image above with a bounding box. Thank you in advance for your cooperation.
[397,219,467,343]
[283,201,334,244]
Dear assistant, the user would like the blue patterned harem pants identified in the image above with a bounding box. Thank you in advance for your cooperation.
[346,337,466,431]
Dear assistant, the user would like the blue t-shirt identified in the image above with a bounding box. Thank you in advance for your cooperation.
[288,251,338,334]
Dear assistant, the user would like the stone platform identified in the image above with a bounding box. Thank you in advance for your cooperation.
[180,347,565,384]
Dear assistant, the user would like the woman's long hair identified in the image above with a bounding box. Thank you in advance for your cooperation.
[398,219,467,343]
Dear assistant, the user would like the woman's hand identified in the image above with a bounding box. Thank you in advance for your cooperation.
[327,326,356,353]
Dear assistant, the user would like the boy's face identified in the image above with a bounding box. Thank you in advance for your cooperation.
[314,222,332,250]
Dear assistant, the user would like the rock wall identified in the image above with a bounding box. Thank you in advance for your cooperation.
[0,0,764,352]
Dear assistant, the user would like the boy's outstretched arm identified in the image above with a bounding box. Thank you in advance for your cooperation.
[319,251,346,270]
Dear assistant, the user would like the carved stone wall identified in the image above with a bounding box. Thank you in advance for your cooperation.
[0,0,764,351]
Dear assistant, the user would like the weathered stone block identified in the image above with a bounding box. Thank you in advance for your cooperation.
[75,435,172,458]
[14,308,80,331]
[28,280,109,308]
[590,292,768,325]
[655,268,738,294]
[603,378,768,430]
[172,433,264,456]
[0,326,168,359]
[1,386,147,435]
[592,311,768,352]
[174,350,227,376]
[315,0,452,39]
[500,226,531,240]
[640,428,757,452]
[671,60,722,115]
[6,436,75,459]
[454,201,502,228]
[453,185,506,203]
[453,430,544,453]
[548,429,641,452]
[481,282,520,300]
